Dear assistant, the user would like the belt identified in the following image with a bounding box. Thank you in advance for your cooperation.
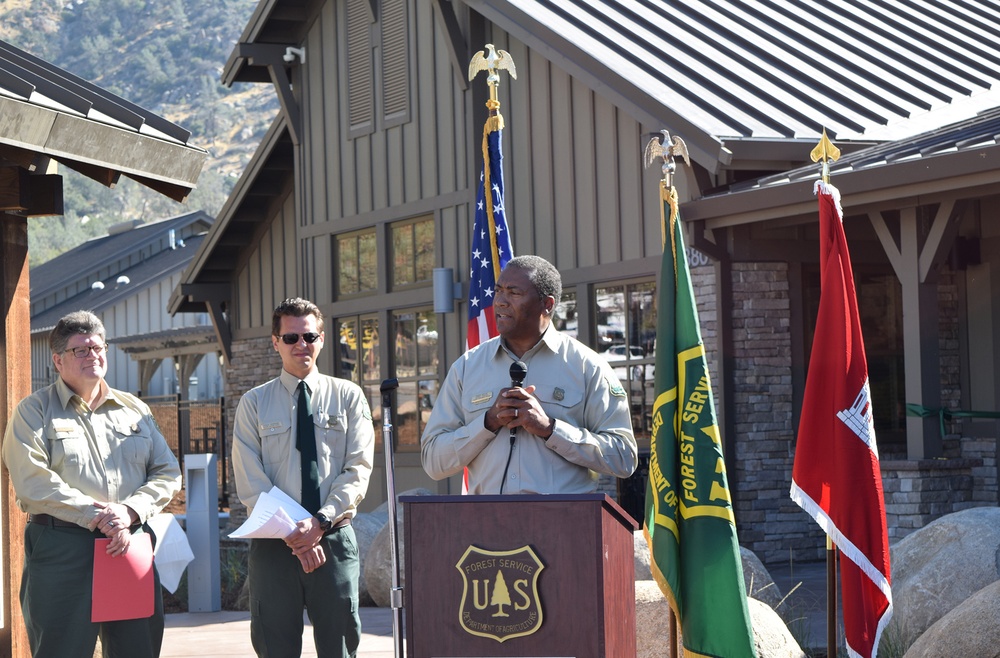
[28,513,80,528]
[326,517,351,534]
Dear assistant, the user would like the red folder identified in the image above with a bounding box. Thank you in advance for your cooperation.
[91,532,155,622]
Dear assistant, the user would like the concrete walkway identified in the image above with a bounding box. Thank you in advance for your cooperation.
[163,607,397,657]
[162,561,831,657]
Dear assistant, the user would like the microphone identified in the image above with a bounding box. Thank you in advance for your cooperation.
[500,361,528,495]
[508,361,527,442]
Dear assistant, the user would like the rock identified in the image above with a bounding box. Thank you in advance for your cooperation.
[902,579,1000,658]
[362,488,434,607]
[353,512,387,606]
[749,597,807,658]
[635,579,805,658]
[636,580,673,658]
[742,546,783,610]
[634,535,782,611]
[888,506,1000,650]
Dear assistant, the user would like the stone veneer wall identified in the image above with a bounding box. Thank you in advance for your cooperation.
[223,336,283,527]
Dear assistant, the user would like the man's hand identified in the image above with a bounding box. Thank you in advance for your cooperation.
[295,544,327,573]
[90,501,138,536]
[284,516,324,553]
[486,384,554,439]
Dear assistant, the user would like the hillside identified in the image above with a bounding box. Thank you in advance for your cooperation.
[0,0,280,265]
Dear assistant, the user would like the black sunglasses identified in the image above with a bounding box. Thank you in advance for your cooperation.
[279,332,322,345]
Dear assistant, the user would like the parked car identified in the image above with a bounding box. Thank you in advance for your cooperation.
[602,345,653,384]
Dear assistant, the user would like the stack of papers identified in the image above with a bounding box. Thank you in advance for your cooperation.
[229,486,311,539]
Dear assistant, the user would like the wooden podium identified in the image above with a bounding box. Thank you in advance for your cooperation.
[401,494,638,658]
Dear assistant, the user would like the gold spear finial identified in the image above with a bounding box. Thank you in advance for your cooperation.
[469,44,517,119]
[644,130,690,189]
[810,128,841,183]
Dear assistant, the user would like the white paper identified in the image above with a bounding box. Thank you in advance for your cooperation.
[228,487,311,539]
[147,513,194,594]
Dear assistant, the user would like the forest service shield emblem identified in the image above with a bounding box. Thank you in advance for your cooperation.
[456,545,544,642]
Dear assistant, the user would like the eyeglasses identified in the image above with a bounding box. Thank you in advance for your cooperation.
[278,332,322,345]
[65,344,106,358]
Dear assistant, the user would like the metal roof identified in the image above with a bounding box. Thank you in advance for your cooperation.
[682,105,1000,226]
[0,39,207,200]
[463,0,1000,167]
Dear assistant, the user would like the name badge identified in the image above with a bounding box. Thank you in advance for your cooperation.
[471,392,493,405]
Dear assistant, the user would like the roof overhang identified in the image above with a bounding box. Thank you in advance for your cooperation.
[221,0,325,85]
[683,142,1000,229]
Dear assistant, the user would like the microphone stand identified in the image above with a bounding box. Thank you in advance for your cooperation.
[380,378,404,658]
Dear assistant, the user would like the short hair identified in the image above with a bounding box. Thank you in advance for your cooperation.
[272,298,324,335]
[50,311,105,355]
[504,255,562,303]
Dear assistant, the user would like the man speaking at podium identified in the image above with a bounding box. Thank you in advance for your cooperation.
[422,255,637,494]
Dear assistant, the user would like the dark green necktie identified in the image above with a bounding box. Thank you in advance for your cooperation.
[297,381,321,514]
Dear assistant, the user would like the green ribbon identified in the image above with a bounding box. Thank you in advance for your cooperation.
[906,403,1000,436]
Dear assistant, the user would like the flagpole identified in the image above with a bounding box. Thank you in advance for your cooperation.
[810,128,842,658]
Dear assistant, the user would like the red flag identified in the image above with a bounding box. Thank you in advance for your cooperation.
[791,180,892,658]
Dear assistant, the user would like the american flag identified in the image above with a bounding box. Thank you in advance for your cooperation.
[467,123,513,349]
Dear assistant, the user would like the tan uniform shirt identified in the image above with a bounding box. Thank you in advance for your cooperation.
[232,369,375,522]
[2,378,182,527]
[421,328,638,494]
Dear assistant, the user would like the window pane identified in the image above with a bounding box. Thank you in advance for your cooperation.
[414,219,434,282]
[394,310,417,375]
[337,236,359,296]
[595,285,626,352]
[554,291,578,338]
[395,381,420,448]
[359,232,378,292]
[416,310,438,376]
[337,318,359,383]
[392,224,414,287]
[628,282,657,355]
[361,317,380,382]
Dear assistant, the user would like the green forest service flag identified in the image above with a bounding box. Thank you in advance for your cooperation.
[643,182,756,657]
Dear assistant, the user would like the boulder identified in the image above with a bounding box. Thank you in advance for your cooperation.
[362,488,434,607]
[888,506,1000,650]
[903,579,1000,658]
[635,579,804,658]
[634,534,782,611]
[741,546,783,610]
[353,512,387,606]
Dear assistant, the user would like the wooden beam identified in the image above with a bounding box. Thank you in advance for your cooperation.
[1,213,32,658]
[432,0,469,91]
[0,167,29,212]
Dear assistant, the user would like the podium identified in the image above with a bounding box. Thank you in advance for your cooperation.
[402,494,638,658]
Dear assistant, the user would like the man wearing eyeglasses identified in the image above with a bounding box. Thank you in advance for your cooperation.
[2,310,181,657]
[232,297,375,658]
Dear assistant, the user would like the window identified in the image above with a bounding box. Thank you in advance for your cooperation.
[392,309,439,450]
[804,266,905,455]
[336,314,383,445]
[594,281,657,444]
[345,0,410,136]
[335,229,377,298]
[391,216,434,289]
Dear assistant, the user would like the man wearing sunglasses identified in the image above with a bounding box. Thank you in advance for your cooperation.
[232,297,375,658]
[2,310,181,657]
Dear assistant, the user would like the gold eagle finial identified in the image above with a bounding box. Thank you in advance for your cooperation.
[468,43,517,83]
[644,130,690,187]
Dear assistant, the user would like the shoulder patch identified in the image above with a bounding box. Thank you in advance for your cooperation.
[607,376,627,398]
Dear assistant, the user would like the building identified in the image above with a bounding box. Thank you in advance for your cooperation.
[30,211,222,400]
[172,0,1000,561]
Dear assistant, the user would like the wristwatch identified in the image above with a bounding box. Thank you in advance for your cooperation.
[315,512,333,532]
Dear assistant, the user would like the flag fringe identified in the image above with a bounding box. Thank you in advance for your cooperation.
[790,481,894,657]
[814,179,844,220]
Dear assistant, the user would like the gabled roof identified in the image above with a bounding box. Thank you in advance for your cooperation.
[31,231,208,333]
[169,116,294,315]
[683,106,1000,227]
[31,211,213,303]
[460,0,1000,169]
[0,39,207,201]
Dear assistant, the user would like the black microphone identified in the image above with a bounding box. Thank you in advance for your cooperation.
[500,361,528,495]
[508,361,527,441]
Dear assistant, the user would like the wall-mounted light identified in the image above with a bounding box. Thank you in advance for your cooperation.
[433,268,463,313]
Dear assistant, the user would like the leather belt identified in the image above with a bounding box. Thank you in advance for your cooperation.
[28,513,79,528]
[326,517,351,534]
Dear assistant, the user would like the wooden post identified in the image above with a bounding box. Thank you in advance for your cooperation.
[1,213,32,658]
